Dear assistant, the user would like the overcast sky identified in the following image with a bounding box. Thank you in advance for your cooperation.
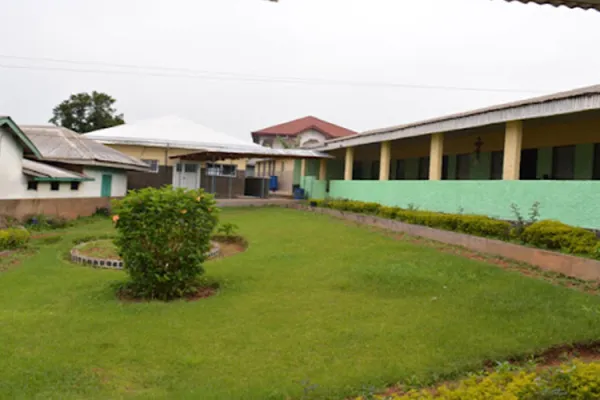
[1,0,599,141]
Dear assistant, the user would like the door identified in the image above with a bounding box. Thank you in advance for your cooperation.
[181,163,199,189]
[520,149,538,180]
[101,174,112,197]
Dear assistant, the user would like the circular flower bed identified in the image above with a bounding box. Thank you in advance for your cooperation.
[71,239,221,270]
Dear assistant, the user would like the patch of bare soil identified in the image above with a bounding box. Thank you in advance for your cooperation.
[211,235,248,259]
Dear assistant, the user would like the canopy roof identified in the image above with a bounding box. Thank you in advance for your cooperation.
[21,125,149,172]
[22,159,93,182]
[84,115,252,150]
[172,147,333,161]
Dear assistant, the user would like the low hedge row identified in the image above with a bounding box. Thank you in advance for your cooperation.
[365,360,600,399]
[0,228,30,251]
[312,199,512,240]
[310,199,600,259]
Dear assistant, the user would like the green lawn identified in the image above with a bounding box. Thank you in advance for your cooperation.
[1,208,599,399]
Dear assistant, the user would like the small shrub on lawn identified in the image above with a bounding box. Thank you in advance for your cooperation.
[0,228,30,250]
[112,186,219,301]
[522,220,599,257]
[376,360,600,399]
[216,222,239,237]
[24,214,70,231]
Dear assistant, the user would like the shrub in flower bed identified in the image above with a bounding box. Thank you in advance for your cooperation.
[311,199,600,258]
[362,360,600,399]
[0,228,30,251]
[112,186,219,301]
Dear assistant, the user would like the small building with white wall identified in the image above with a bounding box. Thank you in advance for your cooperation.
[0,117,148,218]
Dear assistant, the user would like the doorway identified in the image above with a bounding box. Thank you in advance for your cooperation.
[520,149,538,180]
[179,163,200,189]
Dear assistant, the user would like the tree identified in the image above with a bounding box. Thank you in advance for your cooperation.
[49,91,125,133]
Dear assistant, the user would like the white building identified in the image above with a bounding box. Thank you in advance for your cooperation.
[0,117,148,201]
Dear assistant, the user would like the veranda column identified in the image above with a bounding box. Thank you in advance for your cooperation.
[344,147,355,180]
[319,159,327,180]
[429,133,444,180]
[503,120,523,180]
[300,158,307,177]
[379,141,392,180]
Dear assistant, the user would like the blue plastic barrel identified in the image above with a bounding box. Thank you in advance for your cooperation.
[293,187,305,200]
[269,175,279,191]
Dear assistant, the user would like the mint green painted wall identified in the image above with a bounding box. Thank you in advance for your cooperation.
[293,160,301,185]
[301,176,327,199]
[447,155,457,180]
[537,147,553,179]
[575,144,594,180]
[470,152,491,180]
[405,158,419,180]
[329,180,600,229]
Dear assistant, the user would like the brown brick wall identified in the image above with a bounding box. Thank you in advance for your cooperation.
[0,197,120,220]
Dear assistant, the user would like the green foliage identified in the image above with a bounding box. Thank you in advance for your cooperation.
[522,220,599,257]
[0,228,30,250]
[510,201,541,237]
[2,210,600,398]
[24,214,70,231]
[314,199,511,239]
[49,91,125,133]
[216,222,239,237]
[376,360,600,399]
[112,186,219,300]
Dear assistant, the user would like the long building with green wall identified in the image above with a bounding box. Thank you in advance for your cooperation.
[297,84,600,229]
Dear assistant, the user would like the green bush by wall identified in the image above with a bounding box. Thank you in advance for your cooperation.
[311,199,600,259]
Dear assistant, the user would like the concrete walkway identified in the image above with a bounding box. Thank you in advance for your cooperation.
[216,198,300,208]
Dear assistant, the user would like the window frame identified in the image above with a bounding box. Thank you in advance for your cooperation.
[141,159,160,173]
[206,163,237,177]
[418,156,430,180]
[552,145,575,180]
[27,181,38,191]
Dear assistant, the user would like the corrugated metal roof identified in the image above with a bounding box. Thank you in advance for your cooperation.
[320,84,600,150]
[22,159,93,181]
[505,0,600,11]
[21,125,149,171]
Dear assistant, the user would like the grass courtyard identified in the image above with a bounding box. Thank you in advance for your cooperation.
[1,207,600,399]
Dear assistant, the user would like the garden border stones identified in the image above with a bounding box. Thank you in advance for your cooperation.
[70,241,221,270]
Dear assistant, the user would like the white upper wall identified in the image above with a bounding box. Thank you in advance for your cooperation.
[0,127,28,200]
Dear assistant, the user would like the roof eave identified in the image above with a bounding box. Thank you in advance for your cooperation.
[0,117,43,159]
[319,93,600,151]
[37,158,150,172]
